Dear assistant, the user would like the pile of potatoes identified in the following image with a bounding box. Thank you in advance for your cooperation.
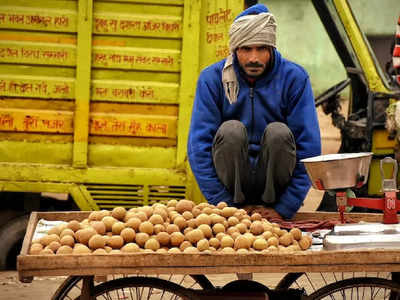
[29,200,312,255]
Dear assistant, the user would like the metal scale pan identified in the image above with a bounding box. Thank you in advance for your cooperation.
[300,152,373,191]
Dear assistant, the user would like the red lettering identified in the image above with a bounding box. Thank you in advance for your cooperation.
[123,55,135,64]
[94,53,107,66]
[91,119,108,132]
[23,116,38,130]
[0,114,14,129]
[139,88,154,99]
[95,18,109,32]
[142,21,179,32]
[34,82,47,94]
[109,54,122,64]
[54,16,69,27]
[111,88,135,99]
[216,45,229,59]
[95,87,108,97]
[120,20,141,31]
[128,121,141,134]
[94,18,117,32]
[146,123,167,135]
[6,48,19,58]
[53,83,70,94]
[0,80,5,91]
[42,119,64,130]
[111,120,126,131]
[21,48,40,59]
[206,32,224,44]
[206,8,231,25]
[8,14,24,24]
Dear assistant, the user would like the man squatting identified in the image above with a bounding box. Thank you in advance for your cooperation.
[188,4,321,219]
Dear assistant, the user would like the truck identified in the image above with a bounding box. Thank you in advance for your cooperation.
[0,0,246,269]
[0,0,399,270]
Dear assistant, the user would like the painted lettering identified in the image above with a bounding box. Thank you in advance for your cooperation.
[42,119,64,130]
[23,116,39,130]
[128,120,141,134]
[120,20,141,31]
[0,80,5,92]
[0,114,14,129]
[25,15,52,26]
[42,49,68,60]
[206,32,224,44]
[53,83,69,94]
[95,87,108,97]
[143,20,180,32]
[34,82,48,94]
[112,87,135,99]
[110,54,122,64]
[94,18,117,32]
[139,88,154,99]
[91,119,108,131]
[146,122,167,135]
[93,52,174,68]
[54,16,69,27]
[94,53,108,66]
[216,45,229,59]
[21,48,40,59]
[123,55,135,64]
[8,14,25,24]
[206,8,232,26]
[111,119,126,132]
[6,48,19,58]
[6,81,34,94]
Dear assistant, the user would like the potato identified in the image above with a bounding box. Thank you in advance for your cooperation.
[175,199,194,213]
[290,228,302,241]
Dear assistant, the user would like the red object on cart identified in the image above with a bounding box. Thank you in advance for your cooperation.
[338,157,400,224]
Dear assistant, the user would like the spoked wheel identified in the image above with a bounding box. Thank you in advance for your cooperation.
[90,276,195,299]
[52,274,214,300]
[307,277,400,300]
[276,272,393,296]
[52,276,83,300]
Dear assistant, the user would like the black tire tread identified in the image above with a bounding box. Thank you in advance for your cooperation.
[308,277,400,299]
[91,276,195,299]
[0,214,28,269]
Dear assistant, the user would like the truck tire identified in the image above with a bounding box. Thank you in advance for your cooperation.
[0,215,29,270]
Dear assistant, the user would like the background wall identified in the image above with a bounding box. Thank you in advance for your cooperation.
[257,0,399,158]
[260,0,399,95]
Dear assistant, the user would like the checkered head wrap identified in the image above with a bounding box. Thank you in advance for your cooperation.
[222,5,277,104]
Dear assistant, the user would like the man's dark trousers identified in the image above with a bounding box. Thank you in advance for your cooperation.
[212,120,296,205]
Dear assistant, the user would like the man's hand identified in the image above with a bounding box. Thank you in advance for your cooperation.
[242,205,282,220]
[256,207,282,220]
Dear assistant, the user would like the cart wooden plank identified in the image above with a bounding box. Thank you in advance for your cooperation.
[18,211,400,282]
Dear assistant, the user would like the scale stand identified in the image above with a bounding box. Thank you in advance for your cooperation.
[336,157,400,224]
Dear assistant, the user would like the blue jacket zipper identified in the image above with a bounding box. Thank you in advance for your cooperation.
[250,87,255,140]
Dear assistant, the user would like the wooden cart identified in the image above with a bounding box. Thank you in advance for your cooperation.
[17,211,400,299]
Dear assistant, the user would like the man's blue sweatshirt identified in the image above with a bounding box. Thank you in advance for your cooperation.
[187,49,321,219]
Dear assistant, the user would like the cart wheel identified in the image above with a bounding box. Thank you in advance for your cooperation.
[307,277,400,299]
[90,276,195,299]
[276,272,393,296]
[51,276,83,300]
[52,274,214,299]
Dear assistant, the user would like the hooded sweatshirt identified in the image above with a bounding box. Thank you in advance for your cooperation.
[187,14,321,220]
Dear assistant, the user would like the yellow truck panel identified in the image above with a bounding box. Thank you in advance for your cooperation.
[0,0,245,210]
